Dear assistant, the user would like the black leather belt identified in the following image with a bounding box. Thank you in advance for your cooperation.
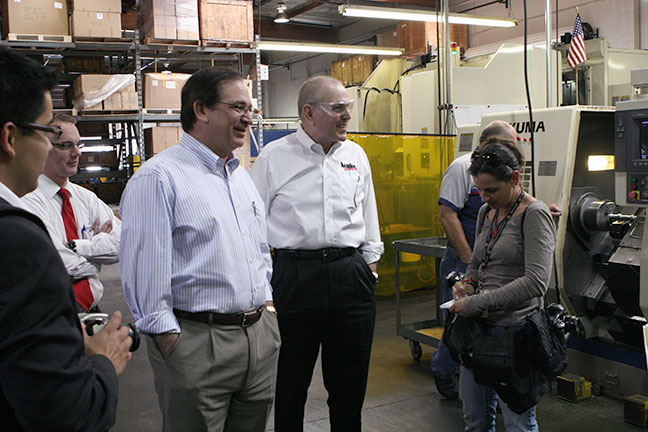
[173,306,264,327]
[273,247,357,262]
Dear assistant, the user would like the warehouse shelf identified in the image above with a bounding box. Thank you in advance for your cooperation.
[6,32,261,186]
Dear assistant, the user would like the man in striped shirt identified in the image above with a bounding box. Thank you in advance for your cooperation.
[120,68,280,432]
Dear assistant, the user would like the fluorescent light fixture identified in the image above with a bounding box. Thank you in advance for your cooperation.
[81,146,115,152]
[257,41,403,56]
[338,4,518,28]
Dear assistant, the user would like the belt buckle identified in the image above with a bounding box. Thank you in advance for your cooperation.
[322,249,329,261]
[241,309,258,327]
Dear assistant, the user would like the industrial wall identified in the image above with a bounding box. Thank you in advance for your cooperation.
[470,0,643,51]
[263,0,646,118]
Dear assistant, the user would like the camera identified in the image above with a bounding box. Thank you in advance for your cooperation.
[545,303,583,336]
[445,270,464,289]
[79,313,141,352]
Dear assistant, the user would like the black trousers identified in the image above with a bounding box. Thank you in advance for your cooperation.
[272,250,377,432]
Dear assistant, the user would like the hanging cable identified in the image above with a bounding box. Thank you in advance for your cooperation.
[523,0,536,196]
[362,87,381,118]
[436,0,443,135]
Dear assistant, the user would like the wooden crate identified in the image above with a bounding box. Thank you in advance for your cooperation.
[331,58,353,87]
[198,0,253,42]
[397,21,468,58]
[351,55,375,85]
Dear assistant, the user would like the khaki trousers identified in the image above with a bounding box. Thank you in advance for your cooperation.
[146,309,281,432]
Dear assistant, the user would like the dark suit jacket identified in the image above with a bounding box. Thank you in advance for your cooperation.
[0,197,118,431]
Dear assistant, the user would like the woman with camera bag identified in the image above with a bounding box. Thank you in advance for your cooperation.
[449,139,556,432]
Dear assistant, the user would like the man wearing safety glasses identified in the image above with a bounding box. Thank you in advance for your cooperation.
[251,75,383,432]
[0,48,131,432]
[23,113,121,313]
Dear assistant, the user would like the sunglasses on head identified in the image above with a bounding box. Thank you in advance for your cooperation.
[471,150,517,170]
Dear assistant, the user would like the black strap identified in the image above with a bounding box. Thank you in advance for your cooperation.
[478,189,525,283]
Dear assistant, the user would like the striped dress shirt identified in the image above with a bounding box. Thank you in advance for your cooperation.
[120,133,273,334]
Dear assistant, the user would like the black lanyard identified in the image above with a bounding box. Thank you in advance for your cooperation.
[478,188,525,286]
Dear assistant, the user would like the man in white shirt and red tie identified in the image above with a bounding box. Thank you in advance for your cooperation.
[22,112,121,312]
[250,75,384,432]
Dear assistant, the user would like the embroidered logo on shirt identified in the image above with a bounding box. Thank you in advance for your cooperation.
[341,162,357,171]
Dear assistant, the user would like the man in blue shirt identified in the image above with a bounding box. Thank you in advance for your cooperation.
[120,68,280,431]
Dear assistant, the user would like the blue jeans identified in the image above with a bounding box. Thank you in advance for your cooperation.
[458,328,539,432]
[430,247,466,379]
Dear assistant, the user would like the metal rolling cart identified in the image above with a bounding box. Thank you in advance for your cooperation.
[393,237,447,360]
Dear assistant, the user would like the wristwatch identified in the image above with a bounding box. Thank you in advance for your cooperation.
[65,240,77,253]
[265,305,277,316]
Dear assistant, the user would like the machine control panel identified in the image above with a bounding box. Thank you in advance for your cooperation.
[627,174,648,204]
[615,102,648,207]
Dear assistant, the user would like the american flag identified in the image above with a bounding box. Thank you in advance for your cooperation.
[567,13,587,68]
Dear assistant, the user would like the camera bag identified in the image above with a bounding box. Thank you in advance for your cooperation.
[523,305,568,377]
[442,312,487,368]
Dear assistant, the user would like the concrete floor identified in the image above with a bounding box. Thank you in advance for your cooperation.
[97,263,641,431]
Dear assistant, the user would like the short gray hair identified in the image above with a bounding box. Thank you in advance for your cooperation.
[297,75,342,120]
[52,112,77,124]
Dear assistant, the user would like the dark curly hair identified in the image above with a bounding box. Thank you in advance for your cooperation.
[469,139,524,181]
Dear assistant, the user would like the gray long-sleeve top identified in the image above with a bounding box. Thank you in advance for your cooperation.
[463,200,556,326]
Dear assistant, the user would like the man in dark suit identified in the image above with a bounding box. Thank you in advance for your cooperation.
[0,48,132,431]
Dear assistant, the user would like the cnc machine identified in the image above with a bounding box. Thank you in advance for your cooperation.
[459,73,648,396]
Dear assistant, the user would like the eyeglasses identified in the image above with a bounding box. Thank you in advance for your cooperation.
[217,101,260,117]
[471,150,517,170]
[17,122,63,140]
[311,100,354,115]
[51,141,85,151]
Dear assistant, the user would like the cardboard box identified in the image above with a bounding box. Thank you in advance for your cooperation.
[103,93,121,110]
[72,11,122,38]
[2,0,69,38]
[145,126,183,155]
[64,57,105,73]
[143,73,191,109]
[176,15,199,40]
[176,0,198,17]
[73,74,136,110]
[80,150,119,167]
[73,75,135,97]
[121,10,138,30]
[120,92,139,110]
[138,0,176,17]
[73,0,121,13]
[139,14,176,39]
[198,0,253,42]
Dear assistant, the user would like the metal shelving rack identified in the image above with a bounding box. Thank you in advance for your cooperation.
[0,33,261,179]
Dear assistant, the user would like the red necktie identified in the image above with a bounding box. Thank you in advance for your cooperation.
[58,188,93,311]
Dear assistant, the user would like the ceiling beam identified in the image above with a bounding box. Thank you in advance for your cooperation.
[367,0,441,7]
[255,19,337,43]
[287,1,326,19]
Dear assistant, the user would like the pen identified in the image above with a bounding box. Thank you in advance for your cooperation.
[81,225,86,239]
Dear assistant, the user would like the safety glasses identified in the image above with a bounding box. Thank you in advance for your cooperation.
[17,122,63,140]
[311,100,354,115]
